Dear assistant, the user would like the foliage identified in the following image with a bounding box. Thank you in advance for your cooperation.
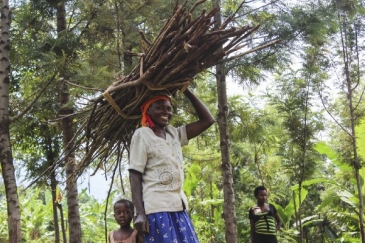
[3,0,365,242]
[0,184,119,243]
[315,141,365,242]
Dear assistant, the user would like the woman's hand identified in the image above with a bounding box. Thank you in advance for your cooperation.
[129,170,149,234]
[134,212,149,233]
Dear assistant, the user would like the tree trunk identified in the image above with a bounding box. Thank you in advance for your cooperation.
[60,80,82,243]
[57,202,67,243]
[297,86,310,243]
[347,53,365,243]
[50,170,60,243]
[348,70,365,242]
[45,127,61,243]
[0,1,22,242]
[355,169,364,242]
[298,183,303,243]
[213,1,237,242]
[340,15,365,242]
[57,1,82,243]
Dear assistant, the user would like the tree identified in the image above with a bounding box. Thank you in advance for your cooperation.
[9,0,193,241]
[213,1,238,242]
[12,101,64,242]
[269,64,325,241]
[0,0,22,241]
[314,142,365,242]
[316,0,365,241]
[54,1,83,242]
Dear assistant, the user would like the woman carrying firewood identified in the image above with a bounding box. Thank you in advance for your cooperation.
[128,88,215,243]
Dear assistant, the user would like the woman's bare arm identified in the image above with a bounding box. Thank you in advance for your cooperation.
[183,88,215,140]
[129,170,149,233]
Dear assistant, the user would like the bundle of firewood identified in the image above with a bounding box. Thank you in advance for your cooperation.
[71,0,278,175]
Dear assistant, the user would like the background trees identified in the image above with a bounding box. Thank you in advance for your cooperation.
[0,0,22,241]
[1,0,365,242]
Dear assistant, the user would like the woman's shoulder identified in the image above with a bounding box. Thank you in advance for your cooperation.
[250,204,258,210]
[132,127,152,138]
[134,126,151,133]
[266,203,277,214]
[249,205,261,214]
[167,124,188,143]
[268,203,276,208]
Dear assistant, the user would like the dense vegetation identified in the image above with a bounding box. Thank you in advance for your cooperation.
[0,0,365,242]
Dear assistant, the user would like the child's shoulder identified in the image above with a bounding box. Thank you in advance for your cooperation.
[131,229,138,236]
[109,230,115,242]
[109,229,137,243]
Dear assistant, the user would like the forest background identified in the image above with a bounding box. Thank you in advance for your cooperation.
[0,0,365,242]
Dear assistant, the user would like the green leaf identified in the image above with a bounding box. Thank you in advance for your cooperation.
[337,190,358,208]
[315,142,351,171]
[317,195,338,211]
[270,202,289,226]
[290,178,336,190]
[183,164,201,197]
[315,142,338,162]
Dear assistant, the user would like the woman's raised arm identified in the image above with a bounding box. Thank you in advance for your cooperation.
[183,88,215,140]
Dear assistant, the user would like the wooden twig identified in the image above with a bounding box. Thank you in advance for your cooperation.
[139,30,152,46]
[221,39,281,63]
[55,0,281,178]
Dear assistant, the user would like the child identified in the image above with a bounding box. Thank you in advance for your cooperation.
[110,199,138,243]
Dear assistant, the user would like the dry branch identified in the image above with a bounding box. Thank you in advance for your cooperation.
[63,0,279,176]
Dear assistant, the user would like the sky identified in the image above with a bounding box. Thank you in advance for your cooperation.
[78,170,111,201]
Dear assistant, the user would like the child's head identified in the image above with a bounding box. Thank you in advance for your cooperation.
[113,199,134,228]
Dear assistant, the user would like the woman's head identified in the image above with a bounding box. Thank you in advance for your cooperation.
[113,199,134,228]
[254,186,268,204]
[141,93,172,128]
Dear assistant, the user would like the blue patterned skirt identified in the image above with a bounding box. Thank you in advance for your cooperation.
[145,211,200,243]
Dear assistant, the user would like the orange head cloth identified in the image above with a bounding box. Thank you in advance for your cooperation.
[141,95,171,128]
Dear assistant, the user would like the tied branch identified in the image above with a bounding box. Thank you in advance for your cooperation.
[57,0,279,177]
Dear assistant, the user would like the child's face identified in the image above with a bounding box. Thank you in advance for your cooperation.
[114,203,133,227]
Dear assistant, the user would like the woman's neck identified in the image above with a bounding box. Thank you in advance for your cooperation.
[152,127,166,139]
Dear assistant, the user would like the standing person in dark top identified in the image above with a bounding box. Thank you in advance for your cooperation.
[249,186,282,243]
